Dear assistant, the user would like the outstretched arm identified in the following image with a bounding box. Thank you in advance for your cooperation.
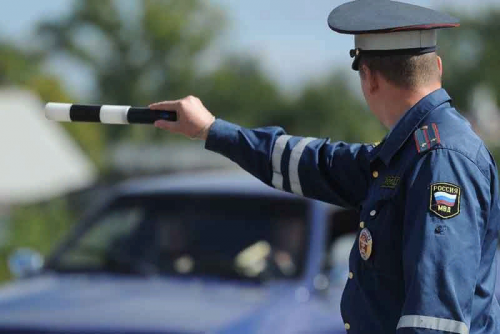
[152,96,372,208]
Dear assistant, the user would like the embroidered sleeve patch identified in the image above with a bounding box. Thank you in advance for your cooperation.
[429,182,461,219]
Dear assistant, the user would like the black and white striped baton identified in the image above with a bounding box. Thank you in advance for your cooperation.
[45,103,177,124]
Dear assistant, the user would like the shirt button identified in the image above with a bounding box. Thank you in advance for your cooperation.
[370,210,377,217]
[348,272,354,279]
[360,221,365,229]
[372,171,379,178]
[345,323,351,330]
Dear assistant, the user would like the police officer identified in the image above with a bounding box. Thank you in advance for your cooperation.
[151,1,500,333]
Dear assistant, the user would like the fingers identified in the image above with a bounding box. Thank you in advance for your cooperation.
[150,100,182,132]
[154,120,177,131]
[149,100,180,110]
[151,95,214,139]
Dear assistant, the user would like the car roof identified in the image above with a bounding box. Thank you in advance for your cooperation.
[115,170,308,200]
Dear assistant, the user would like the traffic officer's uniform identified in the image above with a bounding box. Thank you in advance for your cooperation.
[205,1,500,333]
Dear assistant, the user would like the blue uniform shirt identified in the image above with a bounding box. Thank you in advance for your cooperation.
[205,88,500,334]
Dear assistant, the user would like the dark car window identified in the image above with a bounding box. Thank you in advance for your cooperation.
[50,194,309,281]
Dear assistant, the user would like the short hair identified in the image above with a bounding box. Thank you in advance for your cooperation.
[359,52,441,90]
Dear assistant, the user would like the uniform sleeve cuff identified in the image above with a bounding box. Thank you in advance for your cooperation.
[204,119,241,156]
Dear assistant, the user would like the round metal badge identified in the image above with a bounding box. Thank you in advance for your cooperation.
[359,228,373,261]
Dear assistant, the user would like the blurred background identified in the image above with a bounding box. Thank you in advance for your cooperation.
[0,0,499,283]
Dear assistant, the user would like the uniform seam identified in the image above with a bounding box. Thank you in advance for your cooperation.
[475,142,492,178]
[427,147,490,180]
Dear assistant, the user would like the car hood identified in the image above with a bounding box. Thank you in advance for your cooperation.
[0,274,300,333]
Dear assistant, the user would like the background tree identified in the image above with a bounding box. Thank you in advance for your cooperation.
[289,73,385,142]
[439,9,500,162]
[196,56,289,127]
[439,9,500,115]
[36,0,380,146]
[0,41,68,103]
[37,0,226,143]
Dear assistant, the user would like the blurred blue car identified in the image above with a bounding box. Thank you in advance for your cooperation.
[0,171,498,334]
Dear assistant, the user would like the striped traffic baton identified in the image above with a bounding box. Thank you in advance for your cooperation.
[45,103,177,124]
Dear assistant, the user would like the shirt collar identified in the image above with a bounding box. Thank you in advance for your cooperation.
[387,109,405,135]
[372,88,452,166]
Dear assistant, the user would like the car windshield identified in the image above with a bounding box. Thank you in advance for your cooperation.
[49,194,309,282]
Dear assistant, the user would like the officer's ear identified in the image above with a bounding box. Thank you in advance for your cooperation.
[360,64,379,95]
[436,55,443,77]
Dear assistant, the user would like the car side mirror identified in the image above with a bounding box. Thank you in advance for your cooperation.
[8,248,44,278]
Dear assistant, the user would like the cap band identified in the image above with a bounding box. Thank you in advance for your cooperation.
[355,30,437,51]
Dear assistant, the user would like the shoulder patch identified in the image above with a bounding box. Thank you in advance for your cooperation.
[429,182,461,219]
[414,123,441,154]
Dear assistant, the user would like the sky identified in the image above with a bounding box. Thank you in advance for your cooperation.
[1,0,499,97]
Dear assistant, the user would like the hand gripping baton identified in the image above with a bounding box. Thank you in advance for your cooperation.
[45,103,177,124]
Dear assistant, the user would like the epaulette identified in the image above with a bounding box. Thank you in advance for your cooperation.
[414,123,441,154]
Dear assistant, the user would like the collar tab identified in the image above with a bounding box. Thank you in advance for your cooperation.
[372,88,452,165]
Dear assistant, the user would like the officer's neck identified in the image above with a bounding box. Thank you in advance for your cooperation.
[380,82,442,129]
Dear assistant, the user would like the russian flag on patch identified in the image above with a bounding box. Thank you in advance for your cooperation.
[430,182,461,219]
[434,191,457,207]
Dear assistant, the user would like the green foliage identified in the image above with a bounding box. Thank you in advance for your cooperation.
[34,0,383,145]
[38,0,225,143]
[196,56,288,127]
[9,200,74,255]
[439,10,500,165]
[0,43,39,86]
[196,58,384,142]
[439,9,500,114]
[0,42,68,103]
[0,200,75,282]
[34,0,385,147]
[291,73,385,142]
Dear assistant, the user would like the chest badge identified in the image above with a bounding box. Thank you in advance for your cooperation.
[359,228,373,261]
[381,176,400,189]
[429,182,461,219]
